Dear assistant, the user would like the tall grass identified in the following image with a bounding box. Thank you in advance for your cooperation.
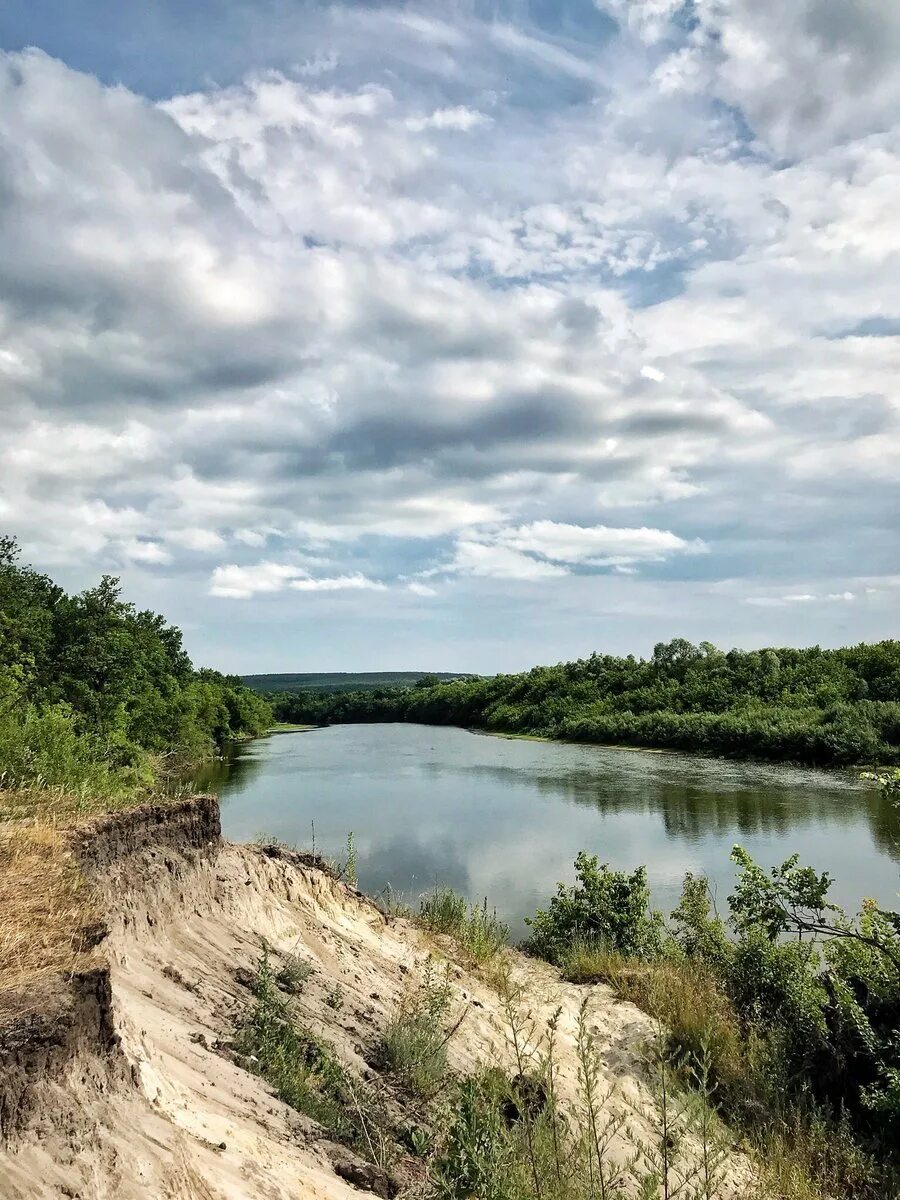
[378,959,455,1097]
[558,938,887,1200]
[434,989,751,1200]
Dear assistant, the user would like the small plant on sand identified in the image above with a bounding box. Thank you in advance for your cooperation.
[379,958,456,1096]
[276,949,313,994]
[418,887,509,964]
[337,831,358,887]
[325,983,345,1011]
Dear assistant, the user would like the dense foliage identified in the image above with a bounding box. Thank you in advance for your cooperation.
[272,637,900,765]
[0,536,271,794]
[534,816,900,1197]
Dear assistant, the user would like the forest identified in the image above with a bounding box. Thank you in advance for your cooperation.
[0,536,271,799]
[270,638,900,766]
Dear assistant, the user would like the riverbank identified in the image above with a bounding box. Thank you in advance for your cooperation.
[475,727,672,754]
[0,793,755,1199]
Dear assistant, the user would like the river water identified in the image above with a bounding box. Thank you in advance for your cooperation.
[197,723,899,939]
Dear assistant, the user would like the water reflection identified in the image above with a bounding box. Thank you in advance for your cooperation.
[403,752,897,854]
[197,724,899,939]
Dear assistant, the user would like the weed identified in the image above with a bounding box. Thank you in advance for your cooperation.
[419,888,467,933]
[418,888,509,964]
[325,984,344,1011]
[337,831,358,887]
[378,959,455,1096]
[276,951,313,994]
[235,950,355,1138]
[376,884,413,918]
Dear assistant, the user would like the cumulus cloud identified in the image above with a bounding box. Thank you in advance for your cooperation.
[120,539,172,566]
[446,541,570,581]
[432,521,705,581]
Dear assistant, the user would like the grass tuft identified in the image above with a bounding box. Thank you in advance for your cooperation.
[418,888,509,965]
[236,950,358,1139]
[378,960,455,1097]
[275,950,313,994]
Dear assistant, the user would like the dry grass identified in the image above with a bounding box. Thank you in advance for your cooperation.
[0,770,190,825]
[0,781,186,1009]
[0,819,99,1005]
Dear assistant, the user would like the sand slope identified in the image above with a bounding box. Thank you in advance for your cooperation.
[0,798,751,1198]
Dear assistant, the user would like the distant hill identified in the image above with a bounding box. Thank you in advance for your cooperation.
[241,671,470,695]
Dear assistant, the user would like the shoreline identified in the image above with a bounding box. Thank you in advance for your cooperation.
[282,718,876,776]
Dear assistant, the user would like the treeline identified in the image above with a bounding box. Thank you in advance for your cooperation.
[242,670,467,695]
[0,536,271,796]
[271,638,900,766]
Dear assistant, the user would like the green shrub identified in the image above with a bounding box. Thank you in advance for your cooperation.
[527,847,900,1198]
[524,853,663,963]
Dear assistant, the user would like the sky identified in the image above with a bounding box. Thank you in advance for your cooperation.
[0,1,897,673]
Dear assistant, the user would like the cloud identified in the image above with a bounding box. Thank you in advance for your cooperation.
[446,541,570,581]
[495,521,706,566]
[209,562,305,599]
[0,2,897,661]
[434,520,703,581]
[120,538,172,565]
[745,591,856,608]
[166,527,226,552]
[209,561,385,599]
[289,573,386,593]
[406,106,491,132]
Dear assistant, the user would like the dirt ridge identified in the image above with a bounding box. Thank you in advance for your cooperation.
[0,796,220,1143]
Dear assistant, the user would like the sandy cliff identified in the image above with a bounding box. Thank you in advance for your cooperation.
[0,796,750,1199]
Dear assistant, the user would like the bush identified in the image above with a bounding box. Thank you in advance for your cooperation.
[524,853,663,963]
[527,847,900,1198]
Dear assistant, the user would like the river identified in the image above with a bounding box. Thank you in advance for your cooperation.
[196,723,899,939]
